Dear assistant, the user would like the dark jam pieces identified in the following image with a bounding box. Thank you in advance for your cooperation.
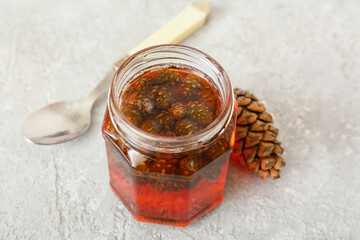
[120,68,222,136]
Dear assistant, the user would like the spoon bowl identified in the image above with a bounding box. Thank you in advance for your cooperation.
[22,100,92,145]
[22,69,116,145]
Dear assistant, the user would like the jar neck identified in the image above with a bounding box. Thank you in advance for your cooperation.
[108,44,234,154]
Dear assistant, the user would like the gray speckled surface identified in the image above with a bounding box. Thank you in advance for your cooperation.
[1,0,360,239]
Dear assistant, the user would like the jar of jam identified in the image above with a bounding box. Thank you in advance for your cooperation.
[102,44,236,227]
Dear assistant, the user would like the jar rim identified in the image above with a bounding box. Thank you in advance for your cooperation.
[108,44,234,153]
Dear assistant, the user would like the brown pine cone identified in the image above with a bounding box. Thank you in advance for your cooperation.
[203,154,228,181]
[179,155,208,176]
[143,159,186,191]
[232,88,286,179]
[148,159,179,175]
[150,178,186,192]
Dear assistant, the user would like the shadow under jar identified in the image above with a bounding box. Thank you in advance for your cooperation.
[102,44,236,227]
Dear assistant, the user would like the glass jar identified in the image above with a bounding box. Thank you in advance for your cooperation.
[102,44,236,227]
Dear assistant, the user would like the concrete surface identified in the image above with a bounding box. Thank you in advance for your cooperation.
[1,0,359,239]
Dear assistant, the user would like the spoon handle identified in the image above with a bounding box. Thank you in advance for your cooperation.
[86,57,127,105]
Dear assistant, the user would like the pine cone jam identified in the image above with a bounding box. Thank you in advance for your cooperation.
[102,45,236,227]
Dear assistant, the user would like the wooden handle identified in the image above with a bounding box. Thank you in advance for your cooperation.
[128,1,211,55]
[114,2,211,69]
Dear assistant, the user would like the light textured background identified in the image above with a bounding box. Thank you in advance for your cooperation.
[1,0,359,239]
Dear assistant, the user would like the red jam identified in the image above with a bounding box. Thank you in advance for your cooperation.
[102,60,235,226]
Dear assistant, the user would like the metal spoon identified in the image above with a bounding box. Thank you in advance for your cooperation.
[22,67,118,145]
[22,1,211,145]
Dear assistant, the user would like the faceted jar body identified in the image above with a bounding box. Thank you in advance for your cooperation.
[102,45,236,227]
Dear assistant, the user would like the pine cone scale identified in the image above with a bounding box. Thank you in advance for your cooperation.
[249,120,269,132]
[237,109,258,125]
[257,141,274,157]
[244,131,263,148]
[247,101,265,112]
[237,96,252,106]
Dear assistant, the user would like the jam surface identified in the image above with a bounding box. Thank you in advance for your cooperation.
[120,68,222,136]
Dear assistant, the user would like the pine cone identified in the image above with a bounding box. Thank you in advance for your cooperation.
[232,88,285,179]
[150,178,186,192]
[179,155,207,176]
[146,159,187,191]
[148,159,179,175]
